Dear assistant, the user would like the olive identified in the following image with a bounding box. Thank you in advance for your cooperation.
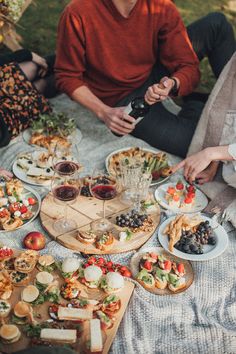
[28,160,33,164]
[46,168,51,173]
[208,237,216,245]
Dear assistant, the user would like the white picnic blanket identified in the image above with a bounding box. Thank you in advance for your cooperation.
[0,94,235,354]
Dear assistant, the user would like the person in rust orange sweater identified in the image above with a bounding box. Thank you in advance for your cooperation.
[55,0,235,156]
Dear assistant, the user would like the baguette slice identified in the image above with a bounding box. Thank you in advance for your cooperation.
[40,328,77,344]
[90,319,103,353]
[58,306,93,321]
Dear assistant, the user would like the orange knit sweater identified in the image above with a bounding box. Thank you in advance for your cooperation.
[55,0,200,106]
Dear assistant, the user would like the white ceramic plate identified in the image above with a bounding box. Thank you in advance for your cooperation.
[0,185,41,233]
[105,147,170,186]
[12,152,52,187]
[158,215,228,261]
[23,128,83,147]
[154,182,208,213]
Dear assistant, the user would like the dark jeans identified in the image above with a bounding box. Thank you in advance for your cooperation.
[117,12,236,157]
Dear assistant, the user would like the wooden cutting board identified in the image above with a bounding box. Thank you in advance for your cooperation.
[40,193,161,254]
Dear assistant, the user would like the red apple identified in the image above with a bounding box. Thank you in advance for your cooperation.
[23,231,46,250]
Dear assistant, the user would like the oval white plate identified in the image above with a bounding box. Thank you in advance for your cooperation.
[154,182,208,213]
[158,215,228,261]
[0,185,41,233]
[105,147,170,186]
[23,128,83,147]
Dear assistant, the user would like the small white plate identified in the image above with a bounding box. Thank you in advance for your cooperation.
[105,147,170,186]
[154,182,208,213]
[158,215,228,261]
[0,185,41,233]
[23,128,83,147]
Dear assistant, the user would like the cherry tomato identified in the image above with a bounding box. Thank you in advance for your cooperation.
[0,209,9,218]
[164,260,172,271]
[20,205,28,214]
[107,268,114,272]
[88,256,96,265]
[28,197,36,205]
[173,194,180,202]
[96,257,105,266]
[177,263,185,274]
[123,270,132,277]
[106,261,113,268]
[187,185,195,193]
[84,263,90,268]
[167,187,176,195]
[149,253,158,260]
[143,260,152,271]
[120,266,128,272]
[101,267,107,274]
[184,197,193,204]
[176,182,184,190]
[187,192,195,199]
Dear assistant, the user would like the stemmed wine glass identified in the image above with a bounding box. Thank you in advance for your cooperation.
[89,170,117,231]
[52,141,80,176]
[51,169,80,233]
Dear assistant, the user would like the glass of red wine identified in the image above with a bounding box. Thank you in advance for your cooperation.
[51,170,80,233]
[89,170,117,231]
[52,142,80,176]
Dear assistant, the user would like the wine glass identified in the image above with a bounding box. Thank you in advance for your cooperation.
[52,142,80,176]
[51,170,80,233]
[89,170,117,231]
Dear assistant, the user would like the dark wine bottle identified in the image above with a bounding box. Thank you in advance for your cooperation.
[113,97,150,137]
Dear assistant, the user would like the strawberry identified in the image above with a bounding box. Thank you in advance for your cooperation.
[164,260,172,271]
[28,197,36,205]
[177,263,185,274]
[173,194,180,202]
[184,197,192,204]
[143,260,152,271]
[176,181,184,190]
[167,187,176,195]
[187,185,195,193]
[88,256,96,265]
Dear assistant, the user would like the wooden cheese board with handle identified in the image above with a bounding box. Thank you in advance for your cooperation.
[40,193,161,254]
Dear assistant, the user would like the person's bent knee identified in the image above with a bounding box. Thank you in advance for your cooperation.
[206,12,230,32]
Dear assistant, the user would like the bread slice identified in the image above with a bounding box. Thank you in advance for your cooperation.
[40,328,77,344]
[90,319,103,352]
[58,306,93,321]
[21,285,39,303]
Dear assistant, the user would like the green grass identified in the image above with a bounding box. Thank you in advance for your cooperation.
[5,0,236,92]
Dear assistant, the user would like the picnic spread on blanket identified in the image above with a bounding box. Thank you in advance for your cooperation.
[0,93,234,354]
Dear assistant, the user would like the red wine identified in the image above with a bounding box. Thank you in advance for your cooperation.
[53,185,79,201]
[91,185,117,200]
[54,161,78,175]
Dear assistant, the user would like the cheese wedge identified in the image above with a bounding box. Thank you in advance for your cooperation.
[40,328,77,344]
[57,306,93,321]
[90,319,103,353]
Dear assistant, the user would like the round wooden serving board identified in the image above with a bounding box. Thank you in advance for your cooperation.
[40,193,161,254]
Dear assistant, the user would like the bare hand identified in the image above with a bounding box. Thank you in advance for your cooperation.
[32,52,48,77]
[101,107,136,135]
[171,148,214,184]
[0,168,13,180]
[144,76,174,105]
[194,161,219,185]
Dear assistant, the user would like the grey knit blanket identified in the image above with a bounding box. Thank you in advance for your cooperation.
[0,95,235,354]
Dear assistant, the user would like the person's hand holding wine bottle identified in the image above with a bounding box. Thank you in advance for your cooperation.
[100,106,136,136]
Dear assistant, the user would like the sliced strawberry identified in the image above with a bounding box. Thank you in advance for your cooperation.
[88,256,96,265]
[164,260,172,271]
[173,194,180,202]
[176,181,184,190]
[167,187,176,195]
[177,263,185,274]
[184,197,193,204]
[28,197,36,205]
[143,260,152,271]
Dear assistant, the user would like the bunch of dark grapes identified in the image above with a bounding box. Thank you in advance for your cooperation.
[80,185,92,197]
[116,210,148,228]
[175,221,216,255]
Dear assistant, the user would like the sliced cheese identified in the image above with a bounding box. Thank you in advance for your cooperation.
[90,319,103,353]
[40,328,77,344]
[57,306,93,321]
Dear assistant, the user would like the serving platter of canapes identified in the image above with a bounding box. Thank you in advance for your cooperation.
[130,247,194,295]
[0,247,134,353]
